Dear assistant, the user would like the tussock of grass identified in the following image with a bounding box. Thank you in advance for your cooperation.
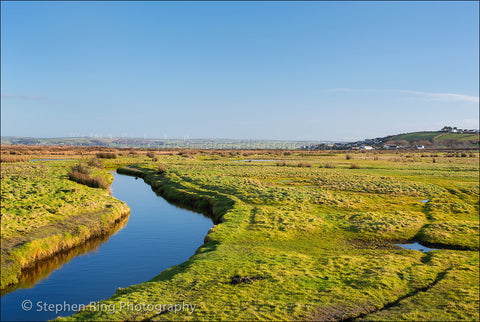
[68,171,109,189]
[70,163,91,175]
[68,164,109,189]
[87,158,104,169]
[322,163,336,169]
[297,161,312,167]
[96,152,117,159]
[157,163,167,174]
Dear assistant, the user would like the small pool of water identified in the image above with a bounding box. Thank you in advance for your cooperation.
[420,199,430,203]
[1,172,213,321]
[395,242,437,253]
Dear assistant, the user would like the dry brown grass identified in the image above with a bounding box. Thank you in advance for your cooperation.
[68,171,108,189]
[157,163,167,174]
[0,155,29,163]
[96,152,117,159]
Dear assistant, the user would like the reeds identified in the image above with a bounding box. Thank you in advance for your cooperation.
[297,162,312,167]
[68,164,108,188]
[0,155,29,163]
[321,163,336,169]
[96,152,117,159]
[157,163,167,174]
[87,158,104,169]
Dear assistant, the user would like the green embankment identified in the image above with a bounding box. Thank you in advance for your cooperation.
[60,152,478,321]
[0,160,130,290]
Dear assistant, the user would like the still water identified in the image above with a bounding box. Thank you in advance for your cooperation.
[1,172,213,321]
[395,242,437,253]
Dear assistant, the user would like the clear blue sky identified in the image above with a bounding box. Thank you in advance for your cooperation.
[1,1,478,141]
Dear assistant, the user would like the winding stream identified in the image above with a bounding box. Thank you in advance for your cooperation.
[1,172,213,321]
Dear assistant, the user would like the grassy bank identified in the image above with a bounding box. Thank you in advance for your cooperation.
[57,150,478,321]
[0,160,130,290]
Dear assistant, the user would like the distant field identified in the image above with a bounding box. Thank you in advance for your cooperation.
[0,136,319,150]
[392,131,479,147]
[392,131,442,142]
[435,132,479,141]
[2,131,479,149]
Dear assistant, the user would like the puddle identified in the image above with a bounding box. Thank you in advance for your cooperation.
[420,199,430,203]
[395,242,437,253]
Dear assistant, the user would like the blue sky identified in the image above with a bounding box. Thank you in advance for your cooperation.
[1,1,478,140]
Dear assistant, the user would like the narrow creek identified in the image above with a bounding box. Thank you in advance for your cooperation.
[1,172,213,321]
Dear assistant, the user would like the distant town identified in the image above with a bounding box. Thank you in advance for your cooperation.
[302,127,479,150]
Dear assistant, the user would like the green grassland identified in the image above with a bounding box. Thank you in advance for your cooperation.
[392,131,443,142]
[434,133,479,142]
[52,150,479,321]
[392,131,479,147]
[0,159,130,289]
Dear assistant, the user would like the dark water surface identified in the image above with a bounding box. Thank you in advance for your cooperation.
[1,172,213,321]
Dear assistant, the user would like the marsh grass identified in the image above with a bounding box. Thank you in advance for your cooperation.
[0,155,29,163]
[67,164,108,189]
[87,158,104,169]
[96,152,117,159]
[157,163,167,174]
[2,147,478,321]
[60,150,479,321]
[68,171,109,189]
[1,160,129,289]
[70,163,92,175]
[296,161,312,167]
[322,163,336,169]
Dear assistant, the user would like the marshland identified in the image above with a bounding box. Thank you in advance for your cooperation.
[0,145,478,321]
[2,1,479,320]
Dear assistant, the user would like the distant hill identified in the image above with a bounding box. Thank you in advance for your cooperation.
[0,136,327,149]
[1,129,478,149]
[388,131,479,148]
